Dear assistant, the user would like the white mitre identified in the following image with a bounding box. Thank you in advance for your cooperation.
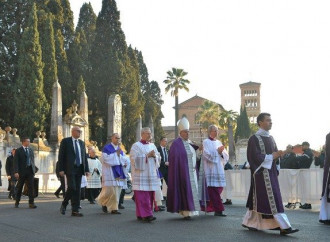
[177,117,190,131]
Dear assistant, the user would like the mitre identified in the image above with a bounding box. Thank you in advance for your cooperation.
[177,117,190,131]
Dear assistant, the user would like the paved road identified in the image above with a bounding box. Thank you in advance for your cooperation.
[0,193,329,242]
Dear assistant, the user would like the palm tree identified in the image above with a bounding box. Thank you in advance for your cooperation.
[195,100,221,130]
[219,110,238,162]
[164,68,190,137]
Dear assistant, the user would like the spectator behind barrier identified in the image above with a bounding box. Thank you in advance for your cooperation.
[297,141,314,169]
[281,145,298,169]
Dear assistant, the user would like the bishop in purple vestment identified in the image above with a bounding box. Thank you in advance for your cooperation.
[242,113,299,235]
[319,132,330,224]
[167,117,200,219]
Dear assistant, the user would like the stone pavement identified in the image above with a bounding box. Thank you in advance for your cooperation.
[0,193,329,242]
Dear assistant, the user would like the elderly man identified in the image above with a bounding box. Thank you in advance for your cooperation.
[58,126,89,217]
[242,113,299,235]
[130,127,160,222]
[201,125,229,217]
[319,133,330,225]
[167,117,200,219]
[86,148,102,204]
[98,133,127,214]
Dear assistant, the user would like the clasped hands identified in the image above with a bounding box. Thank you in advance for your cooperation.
[272,150,285,160]
[147,150,156,158]
[217,146,225,155]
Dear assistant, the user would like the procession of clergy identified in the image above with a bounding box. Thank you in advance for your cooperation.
[58,112,330,236]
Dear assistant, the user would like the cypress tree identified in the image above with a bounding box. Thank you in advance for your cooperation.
[55,29,73,111]
[0,0,33,126]
[89,0,131,146]
[76,2,96,49]
[14,3,49,139]
[37,10,57,104]
[122,46,144,148]
[60,0,74,49]
[235,106,251,142]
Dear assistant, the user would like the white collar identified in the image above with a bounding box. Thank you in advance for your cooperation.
[256,128,270,137]
[111,142,118,148]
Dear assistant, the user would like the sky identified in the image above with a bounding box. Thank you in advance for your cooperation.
[70,0,330,150]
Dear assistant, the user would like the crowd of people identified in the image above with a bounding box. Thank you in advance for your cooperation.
[2,112,330,237]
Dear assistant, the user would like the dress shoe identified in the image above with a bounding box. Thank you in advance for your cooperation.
[242,224,258,231]
[223,199,232,205]
[137,216,142,221]
[214,211,227,217]
[300,203,312,209]
[319,219,330,225]
[183,216,191,220]
[111,210,121,214]
[60,205,66,215]
[118,204,125,209]
[29,204,37,209]
[280,227,299,235]
[142,216,156,222]
[285,203,292,208]
[90,201,95,204]
[14,202,19,208]
[54,193,60,198]
[78,206,82,209]
[102,206,108,213]
[71,211,83,217]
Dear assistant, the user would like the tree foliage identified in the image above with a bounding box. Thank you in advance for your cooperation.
[235,106,251,142]
[164,68,190,137]
[14,3,49,139]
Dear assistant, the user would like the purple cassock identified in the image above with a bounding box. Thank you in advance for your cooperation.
[322,133,330,202]
[167,137,197,213]
[246,135,284,215]
[102,144,126,180]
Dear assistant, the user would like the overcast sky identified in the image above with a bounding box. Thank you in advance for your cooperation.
[71,0,330,150]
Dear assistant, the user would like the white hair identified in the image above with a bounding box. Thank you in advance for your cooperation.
[141,127,151,135]
[208,125,218,134]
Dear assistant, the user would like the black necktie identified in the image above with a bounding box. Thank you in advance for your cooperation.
[163,147,167,162]
[25,148,31,166]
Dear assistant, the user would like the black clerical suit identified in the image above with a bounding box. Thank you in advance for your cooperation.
[157,145,169,186]
[14,146,37,205]
[58,137,89,213]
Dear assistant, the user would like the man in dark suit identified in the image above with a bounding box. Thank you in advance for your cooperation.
[58,126,89,217]
[14,138,37,208]
[157,137,169,193]
[6,148,17,200]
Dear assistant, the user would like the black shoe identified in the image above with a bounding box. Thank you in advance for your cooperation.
[137,216,142,221]
[78,206,82,209]
[118,204,125,209]
[29,204,37,209]
[8,194,12,199]
[280,227,299,235]
[14,202,19,208]
[183,216,191,220]
[54,193,60,198]
[142,216,156,222]
[89,201,95,204]
[223,199,232,205]
[285,203,292,208]
[102,206,108,213]
[111,210,121,214]
[60,205,66,215]
[242,224,258,231]
[319,219,330,225]
[71,211,83,217]
[214,211,227,217]
[300,203,312,209]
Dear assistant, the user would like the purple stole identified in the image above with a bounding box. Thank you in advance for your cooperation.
[102,144,126,180]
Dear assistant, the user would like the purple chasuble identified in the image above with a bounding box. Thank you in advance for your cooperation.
[102,144,126,180]
[167,137,196,213]
[246,135,284,215]
[322,133,330,202]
